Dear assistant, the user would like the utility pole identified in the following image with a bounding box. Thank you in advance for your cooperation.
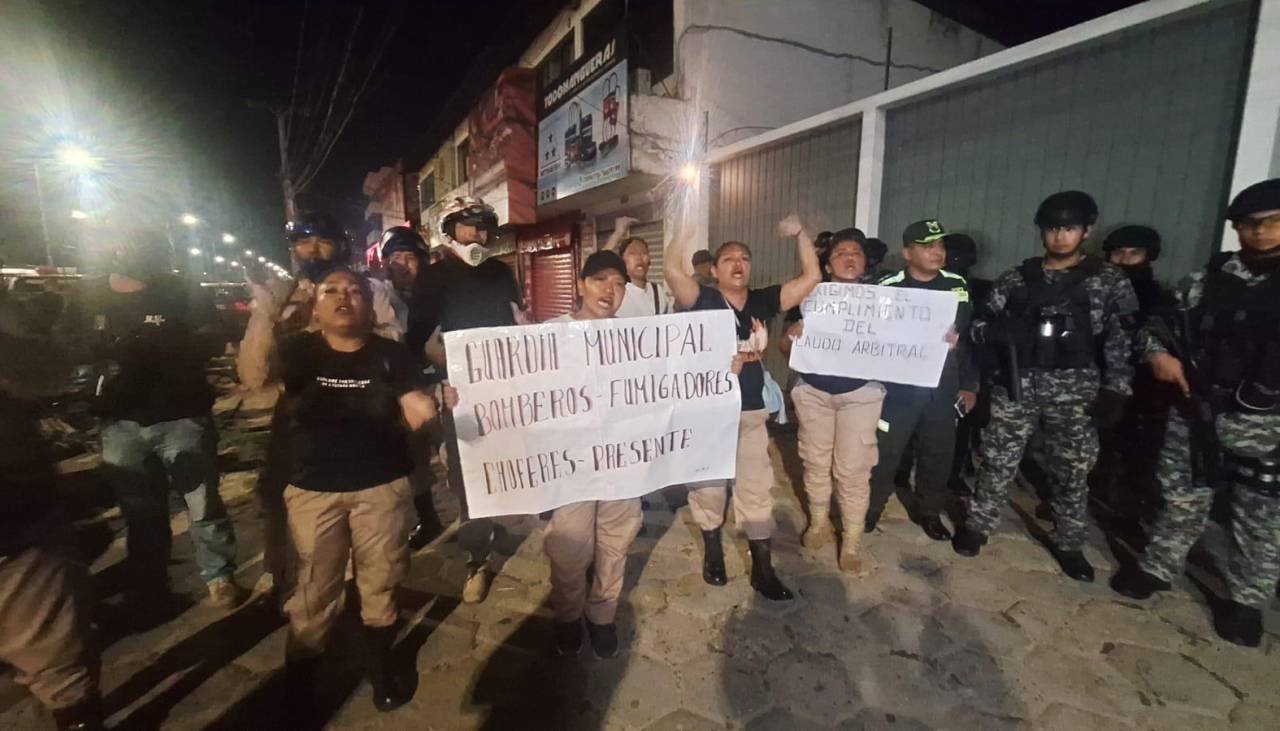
[32,162,53,266]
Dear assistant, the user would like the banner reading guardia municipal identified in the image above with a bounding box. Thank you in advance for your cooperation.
[444,311,741,518]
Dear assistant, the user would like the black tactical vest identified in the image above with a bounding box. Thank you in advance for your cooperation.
[1006,256,1102,370]
[1191,253,1280,408]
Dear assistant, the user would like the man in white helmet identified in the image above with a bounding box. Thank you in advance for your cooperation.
[407,196,525,603]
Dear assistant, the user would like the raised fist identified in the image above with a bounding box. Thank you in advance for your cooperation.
[778,214,804,238]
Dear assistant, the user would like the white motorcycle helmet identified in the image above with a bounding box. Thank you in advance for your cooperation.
[435,196,499,266]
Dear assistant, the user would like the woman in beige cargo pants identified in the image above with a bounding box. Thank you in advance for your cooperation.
[277,269,438,716]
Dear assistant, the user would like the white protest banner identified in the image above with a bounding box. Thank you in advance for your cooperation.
[444,310,741,519]
[788,282,959,387]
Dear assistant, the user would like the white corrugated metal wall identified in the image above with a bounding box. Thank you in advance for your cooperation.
[877,0,1253,282]
[709,120,862,382]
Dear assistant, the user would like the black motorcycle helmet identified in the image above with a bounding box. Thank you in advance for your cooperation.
[285,211,351,258]
[1102,225,1161,262]
[1034,191,1098,230]
[379,226,428,262]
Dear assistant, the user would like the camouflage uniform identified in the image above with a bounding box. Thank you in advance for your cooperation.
[1137,254,1280,608]
[967,258,1138,550]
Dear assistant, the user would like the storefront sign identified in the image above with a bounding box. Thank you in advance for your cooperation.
[537,27,630,204]
[788,282,960,388]
[445,311,740,518]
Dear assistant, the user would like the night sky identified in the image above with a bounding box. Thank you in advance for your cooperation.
[0,0,1138,268]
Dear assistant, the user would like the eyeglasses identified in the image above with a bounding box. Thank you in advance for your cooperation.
[1233,213,1280,231]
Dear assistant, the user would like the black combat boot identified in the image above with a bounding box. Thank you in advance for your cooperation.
[586,620,620,659]
[1110,565,1170,600]
[1214,600,1263,648]
[284,654,321,725]
[747,539,794,601]
[1053,549,1095,583]
[701,529,727,586]
[918,516,952,541]
[52,696,102,731]
[951,526,987,557]
[363,625,413,711]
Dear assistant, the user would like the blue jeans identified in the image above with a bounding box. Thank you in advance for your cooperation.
[100,416,237,585]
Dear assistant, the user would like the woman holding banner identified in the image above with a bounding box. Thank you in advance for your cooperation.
[277,269,438,715]
[778,229,886,575]
[665,213,822,602]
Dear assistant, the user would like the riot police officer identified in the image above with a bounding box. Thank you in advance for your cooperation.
[1111,179,1280,648]
[954,192,1139,582]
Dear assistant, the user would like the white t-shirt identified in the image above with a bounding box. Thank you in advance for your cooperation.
[616,280,673,318]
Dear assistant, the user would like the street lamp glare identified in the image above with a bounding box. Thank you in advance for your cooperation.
[257,256,266,263]
[70,209,89,219]
[213,255,226,263]
[221,233,236,244]
[243,249,253,256]
[229,260,241,267]
[55,144,96,171]
[189,247,202,256]
[180,213,200,226]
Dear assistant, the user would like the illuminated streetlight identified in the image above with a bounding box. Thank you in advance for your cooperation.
[678,163,698,184]
[213,255,226,264]
[243,249,254,256]
[221,233,236,244]
[257,256,266,263]
[229,260,241,268]
[189,247,202,256]
[55,143,97,171]
[180,213,200,227]
[70,209,89,220]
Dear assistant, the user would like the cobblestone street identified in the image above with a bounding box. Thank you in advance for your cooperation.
[2,401,1278,730]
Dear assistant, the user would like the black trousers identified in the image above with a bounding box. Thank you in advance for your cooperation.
[869,385,957,520]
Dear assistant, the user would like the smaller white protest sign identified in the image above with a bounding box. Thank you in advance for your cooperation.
[788,282,959,387]
[444,311,742,519]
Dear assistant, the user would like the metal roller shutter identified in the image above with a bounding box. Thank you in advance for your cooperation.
[529,248,577,322]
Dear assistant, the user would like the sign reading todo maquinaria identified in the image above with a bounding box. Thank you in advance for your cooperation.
[445,311,741,518]
[788,282,960,388]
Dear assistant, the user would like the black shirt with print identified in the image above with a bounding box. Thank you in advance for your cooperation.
[692,284,781,412]
[281,332,425,492]
[87,274,222,425]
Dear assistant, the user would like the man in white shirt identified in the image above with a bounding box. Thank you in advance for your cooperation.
[604,216,674,318]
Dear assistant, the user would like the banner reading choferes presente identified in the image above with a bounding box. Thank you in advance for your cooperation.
[788,282,960,388]
[444,311,741,519]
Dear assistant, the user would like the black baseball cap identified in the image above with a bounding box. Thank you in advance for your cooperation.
[580,250,629,282]
[902,219,947,246]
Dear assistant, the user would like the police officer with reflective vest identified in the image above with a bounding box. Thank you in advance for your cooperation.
[954,191,1139,583]
[1111,179,1280,648]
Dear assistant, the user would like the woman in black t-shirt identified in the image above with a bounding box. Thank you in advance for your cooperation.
[665,213,822,603]
[278,269,437,715]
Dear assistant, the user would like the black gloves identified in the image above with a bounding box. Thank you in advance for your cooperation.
[1090,389,1128,428]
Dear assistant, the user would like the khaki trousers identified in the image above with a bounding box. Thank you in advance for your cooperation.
[791,382,884,524]
[544,498,643,625]
[688,410,775,539]
[0,541,96,710]
[283,478,414,658]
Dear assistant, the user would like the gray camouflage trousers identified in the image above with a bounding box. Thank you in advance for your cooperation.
[1141,410,1280,608]
[968,376,1098,551]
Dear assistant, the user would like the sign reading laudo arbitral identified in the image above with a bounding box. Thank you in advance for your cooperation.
[789,282,960,388]
[536,25,629,204]
[445,311,741,519]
